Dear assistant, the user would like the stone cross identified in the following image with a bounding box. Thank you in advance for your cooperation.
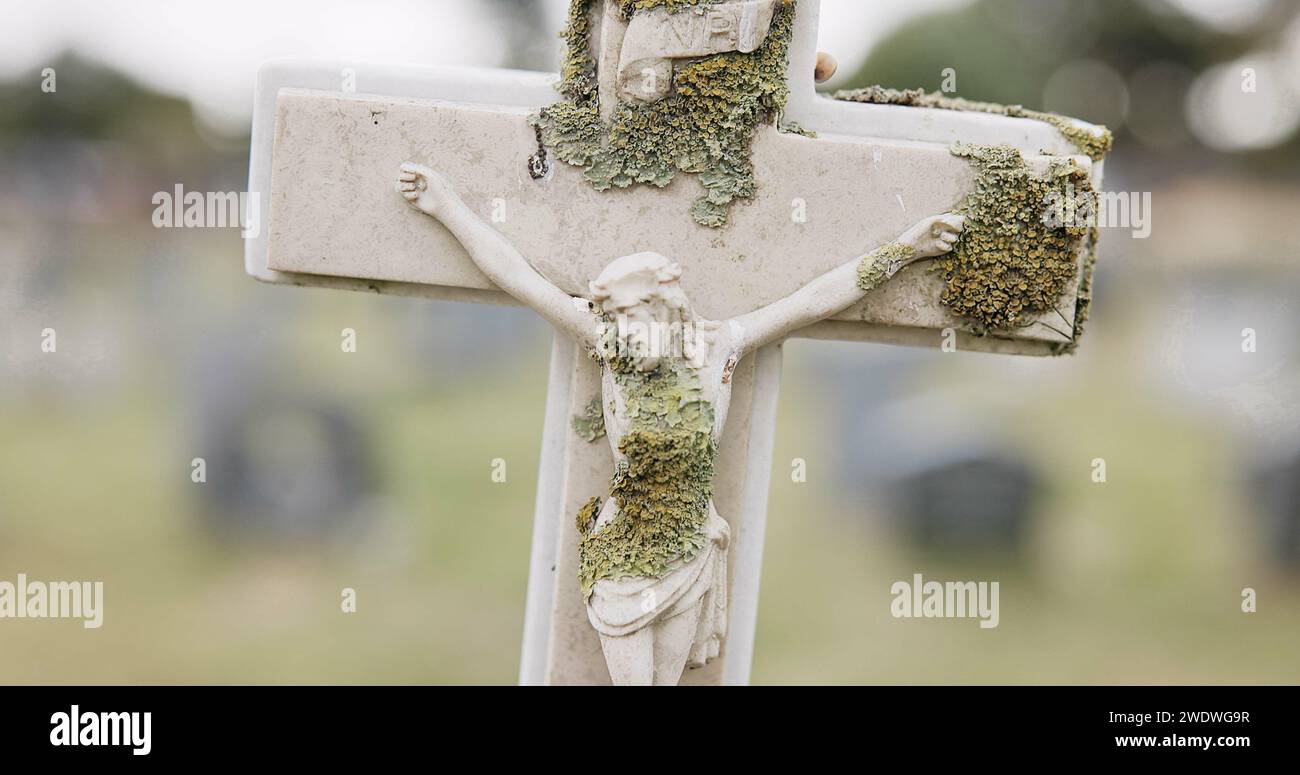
[244,0,1109,685]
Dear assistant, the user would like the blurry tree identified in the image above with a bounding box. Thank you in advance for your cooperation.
[0,51,238,186]
[0,53,194,149]
[484,0,558,72]
[840,0,1300,175]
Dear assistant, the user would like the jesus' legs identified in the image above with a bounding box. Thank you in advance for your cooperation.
[597,602,704,686]
[598,628,654,686]
[651,603,704,684]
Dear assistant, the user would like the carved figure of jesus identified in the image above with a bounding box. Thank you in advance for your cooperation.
[397,161,963,685]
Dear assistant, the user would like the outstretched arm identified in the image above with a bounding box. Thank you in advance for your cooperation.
[732,214,964,353]
[397,162,596,347]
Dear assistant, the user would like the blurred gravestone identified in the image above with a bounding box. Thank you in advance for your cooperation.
[188,324,374,541]
[1251,448,1300,568]
[892,452,1037,554]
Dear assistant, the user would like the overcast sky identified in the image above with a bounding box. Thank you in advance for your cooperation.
[0,0,970,132]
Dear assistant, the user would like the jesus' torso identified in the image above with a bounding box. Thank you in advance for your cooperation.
[576,316,742,593]
[596,319,741,454]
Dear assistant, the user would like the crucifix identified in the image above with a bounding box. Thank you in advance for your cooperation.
[245,0,1110,685]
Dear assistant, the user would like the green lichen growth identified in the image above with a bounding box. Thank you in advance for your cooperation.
[833,86,1109,348]
[572,395,607,442]
[535,0,799,227]
[858,242,914,291]
[576,496,603,534]
[557,0,599,103]
[576,351,716,596]
[618,0,722,14]
[1054,226,1100,355]
[536,0,604,172]
[834,86,1114,162]
[836,85,926,106]
[939,142,1095,338]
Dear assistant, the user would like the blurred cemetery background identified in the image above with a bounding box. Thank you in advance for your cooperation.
[1,0,1298,683]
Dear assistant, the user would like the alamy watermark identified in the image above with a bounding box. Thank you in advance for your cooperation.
[0,574,103,629]
[152,184,260,238]
[1044,185,1152,239]
[50,705,150,756]
[590,314,744,362]
[891,573,999,629]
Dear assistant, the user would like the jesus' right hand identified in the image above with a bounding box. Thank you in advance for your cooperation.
[396,162,458,217]
[897,213,965,259]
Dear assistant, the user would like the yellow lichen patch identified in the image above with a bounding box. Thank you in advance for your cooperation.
[1055,226,1100,355]
[938,142,1094,338]
[576,353,716,596]
[836,85,926,106]
[858,242,915,291]
[557,0,599,104]
[535,0,799,227]
[576,496,603,534]
[618,0,722,15]
[834,86,1114,162]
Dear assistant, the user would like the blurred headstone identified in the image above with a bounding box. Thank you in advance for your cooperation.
[1251,448,1300,568]
[892,452,1038,554]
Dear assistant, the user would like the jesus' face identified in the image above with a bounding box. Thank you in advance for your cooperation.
[591,253,696,373]
[617,295,685,372]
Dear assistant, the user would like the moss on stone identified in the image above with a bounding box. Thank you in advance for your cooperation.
[557,0,599,104]
[830,86,1110,347]
[535,0,799,228]
[938,142,1095,337]
[576,351,716,596]
[572,395,607,442]
[618,0,722,14]
[576,496,603,534]
[858,242,915,291]
[836,85,926,106]
[834,86,1114,161]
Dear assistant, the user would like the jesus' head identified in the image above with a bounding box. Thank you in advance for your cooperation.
[589,252,700,372]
